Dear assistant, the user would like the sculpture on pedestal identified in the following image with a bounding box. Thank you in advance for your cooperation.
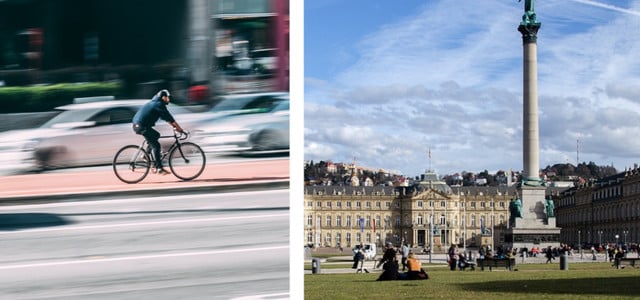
[544,196,555,218]
[509,198,523,224]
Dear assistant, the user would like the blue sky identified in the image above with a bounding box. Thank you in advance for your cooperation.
[303,0,640,177]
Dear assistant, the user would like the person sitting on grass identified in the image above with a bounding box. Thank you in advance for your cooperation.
[405,252,429,280]
[376,255,399,281]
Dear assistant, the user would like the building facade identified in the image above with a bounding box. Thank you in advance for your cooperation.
[303,169,568,251]
[557,167,640,247]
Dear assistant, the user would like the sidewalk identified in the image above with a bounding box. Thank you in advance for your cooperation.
[304,252,616,275]
[0,159,289,202]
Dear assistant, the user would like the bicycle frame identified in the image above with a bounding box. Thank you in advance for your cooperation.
[135,130,190,164]
[113,129,205,184]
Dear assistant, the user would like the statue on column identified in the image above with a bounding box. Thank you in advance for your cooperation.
[520,0,539,25]
[544,196,555,218]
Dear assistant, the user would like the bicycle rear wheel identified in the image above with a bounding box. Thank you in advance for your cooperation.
[169,142,206,181]
[113,145,151,184]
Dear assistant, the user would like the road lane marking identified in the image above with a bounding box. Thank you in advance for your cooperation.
[0,212,288,235]
[0,245,288,270]
[0,189,287,210]
[231,292,290,300]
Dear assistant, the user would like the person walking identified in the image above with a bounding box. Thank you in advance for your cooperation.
[448,244,459,271]
[401,242,410,271]
[545,246,554,263]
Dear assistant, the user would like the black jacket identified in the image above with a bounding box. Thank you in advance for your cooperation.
[132,96,175,127]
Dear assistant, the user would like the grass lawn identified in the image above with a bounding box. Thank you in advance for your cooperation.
[304,262,640,299]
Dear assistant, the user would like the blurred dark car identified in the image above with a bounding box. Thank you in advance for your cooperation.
[0,100,191,175]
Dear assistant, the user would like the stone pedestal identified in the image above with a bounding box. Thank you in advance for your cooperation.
[506,186,560,250]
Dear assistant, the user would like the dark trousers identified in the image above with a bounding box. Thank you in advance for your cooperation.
[133,124,162,169]
[401,257,407,270]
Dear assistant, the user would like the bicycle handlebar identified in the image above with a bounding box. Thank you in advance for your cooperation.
[174,128,190,140]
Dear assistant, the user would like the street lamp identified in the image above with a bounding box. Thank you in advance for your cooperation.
[491,198,494,252]
[578,230,582,259]
[623,230,629,247]
[598,231,604,261]
[615,234,620,247]
[598,231,603,247]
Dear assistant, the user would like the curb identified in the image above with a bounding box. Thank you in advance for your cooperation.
[0,179,289,204]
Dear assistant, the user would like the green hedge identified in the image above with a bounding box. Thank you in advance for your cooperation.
[0,82,123,113]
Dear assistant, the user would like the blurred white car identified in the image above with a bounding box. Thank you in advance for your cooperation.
[192,98,289,155]
[205,92,288,117]
[0,100,192,175]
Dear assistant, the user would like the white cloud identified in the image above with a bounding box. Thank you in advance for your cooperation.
[305,0,640,176]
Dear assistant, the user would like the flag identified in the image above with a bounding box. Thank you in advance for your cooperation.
[372,218,376,232]
[360,217,365,233]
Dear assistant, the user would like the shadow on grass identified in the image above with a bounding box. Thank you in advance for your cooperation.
[459,276,639,296]
[0,213,70,231]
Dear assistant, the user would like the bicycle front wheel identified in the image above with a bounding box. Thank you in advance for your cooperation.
[113,145,151,184]
[169,142,206,181]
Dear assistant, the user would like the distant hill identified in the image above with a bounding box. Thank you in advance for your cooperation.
[304,160,619,187]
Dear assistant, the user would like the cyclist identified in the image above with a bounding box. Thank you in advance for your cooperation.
[132,89,184,175]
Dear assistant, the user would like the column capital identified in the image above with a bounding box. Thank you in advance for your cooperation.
[518,23,541,44]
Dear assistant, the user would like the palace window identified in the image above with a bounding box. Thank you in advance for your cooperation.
[326,215,332,227]
[317,201,322,207]
[417,215,423,225]
[417,201,423,208]
[346,202,352,208]
[346,215,352,227]
[307,215,312,226]
[336,215,342,227]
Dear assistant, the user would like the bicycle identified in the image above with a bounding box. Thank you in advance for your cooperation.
[112,129,206,184]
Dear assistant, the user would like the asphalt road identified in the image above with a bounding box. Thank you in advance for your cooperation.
[0,189,289,299]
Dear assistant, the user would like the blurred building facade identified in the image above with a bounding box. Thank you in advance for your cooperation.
[0,0,288,98]
[557,166,640,248]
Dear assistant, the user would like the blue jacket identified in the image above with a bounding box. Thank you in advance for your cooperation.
[132,96,175,127]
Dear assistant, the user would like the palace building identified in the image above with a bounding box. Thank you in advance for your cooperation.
[304,166,567,251]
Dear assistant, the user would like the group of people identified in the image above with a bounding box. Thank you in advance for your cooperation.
[375,242,429,281]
